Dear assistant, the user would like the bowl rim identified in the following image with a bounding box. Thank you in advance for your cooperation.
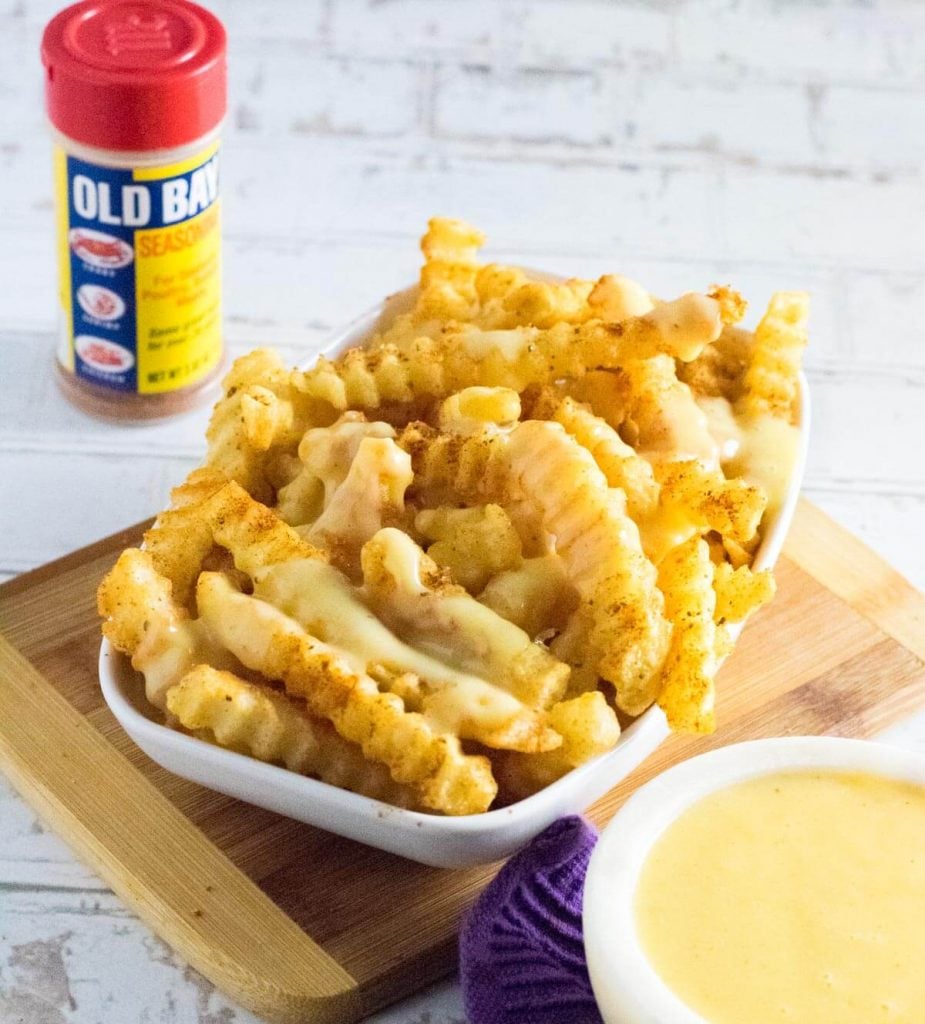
[99,276,812,840]
[98,639,672,832]
[583,735,925,1024]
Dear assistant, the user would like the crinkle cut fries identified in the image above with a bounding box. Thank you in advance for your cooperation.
[99,218,808,816]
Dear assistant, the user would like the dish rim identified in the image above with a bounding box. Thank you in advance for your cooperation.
[99,278,812,861]
[582,735,925,1024]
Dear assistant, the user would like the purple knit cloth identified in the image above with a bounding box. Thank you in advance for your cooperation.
[459,816,604,1024]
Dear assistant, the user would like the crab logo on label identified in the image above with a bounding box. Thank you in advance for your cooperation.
[69,228,134,270]
[75,335,135,373]
[76,284,126,322]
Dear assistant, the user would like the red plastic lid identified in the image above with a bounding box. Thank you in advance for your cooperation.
[42,0,226,152]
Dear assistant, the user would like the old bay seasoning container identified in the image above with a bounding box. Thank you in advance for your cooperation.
[42,0,227,419]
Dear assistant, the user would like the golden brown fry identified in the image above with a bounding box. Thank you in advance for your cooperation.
[714,623,735,661]
[98,547,179,657]
[142,468,229,607]
[478,554,577,639]
[421,216,485,267]
[549,607,601,698]
[657,537,718,733]
[398,420,496,507]
[503,426,668,716]
[497,278,594,329]
[98,217,806,813]
[713,561,776,624]
[565,369,627,428]
[614,355,718,463]
[416,504,523,593]
[414,222,660,333]
[141,511,214,609]
[276,412,396,527]
[677,326,753,402]
[293,291,740,414]
[168,467,231,509]
[723,534,758,568]
[145,474,320,610]
[496,692,621,802]
[417,217,485,320]
[252,555,561,752]
[361,528,569,710]
[167,665,419,807]
[203,480,323,576]
[97,548,238,709]
[547,691,621,766]
[400,419,671,715]
[741,291,809,420]
[708,284,748,329]
[654,460,767,546]
[195,572,498,814]
[205,348,332,503]
[474,263,530,306]
[240,384,293,452]
[532,392,659,518]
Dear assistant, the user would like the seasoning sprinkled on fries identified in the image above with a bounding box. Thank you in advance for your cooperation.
[99,218,807,814]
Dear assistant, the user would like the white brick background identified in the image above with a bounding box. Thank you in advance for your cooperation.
[1,2,924,1022]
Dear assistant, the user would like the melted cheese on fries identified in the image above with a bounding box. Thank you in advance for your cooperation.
[98,217,807,814]
[699,396,800,515]
[252,556,551,740]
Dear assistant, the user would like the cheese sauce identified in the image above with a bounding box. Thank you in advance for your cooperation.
[133,615,238,710]
[252,558,532,736]
[698,395,800,518]
[633,392,799,564]
[644,294,718,362]
[635,771,925,1024]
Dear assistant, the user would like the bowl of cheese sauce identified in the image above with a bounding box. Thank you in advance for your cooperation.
[583,737,925,1024]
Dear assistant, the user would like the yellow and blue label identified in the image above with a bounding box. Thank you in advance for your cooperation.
[55,142,222,394]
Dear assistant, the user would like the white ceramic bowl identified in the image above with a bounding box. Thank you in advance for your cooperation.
[100,281,811,868]
[583,736,925,1024]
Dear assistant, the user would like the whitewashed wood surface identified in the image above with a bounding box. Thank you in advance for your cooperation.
[2,1,925,1022]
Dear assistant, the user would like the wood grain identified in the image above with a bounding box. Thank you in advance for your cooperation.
[786,498,925,662]
[3,5,924,1019]
[0,501,924,1023]
[0,634,358,1024]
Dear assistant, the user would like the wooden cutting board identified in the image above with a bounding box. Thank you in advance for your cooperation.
[1,499,924,1024]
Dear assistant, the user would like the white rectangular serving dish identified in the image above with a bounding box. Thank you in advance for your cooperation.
[100,281,811,868]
